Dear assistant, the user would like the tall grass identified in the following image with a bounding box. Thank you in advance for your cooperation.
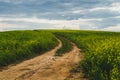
[0,30,58,67]
[56,30,120,80]
[1,30,120,80]
[54,33,73,56]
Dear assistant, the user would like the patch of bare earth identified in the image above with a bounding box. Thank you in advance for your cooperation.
[0,39,86,80]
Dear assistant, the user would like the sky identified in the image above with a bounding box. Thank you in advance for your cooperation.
[0,0,120,31]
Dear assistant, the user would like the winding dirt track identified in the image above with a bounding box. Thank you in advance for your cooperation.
[0,39,86,80]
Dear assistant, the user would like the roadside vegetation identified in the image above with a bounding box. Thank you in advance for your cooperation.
[57,30,120,80]
[0,30,58,67]
[54,33,73,56]
[0,30,120,80]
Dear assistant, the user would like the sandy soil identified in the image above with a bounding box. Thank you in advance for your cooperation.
[0,39,86,80]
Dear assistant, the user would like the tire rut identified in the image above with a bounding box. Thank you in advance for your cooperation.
[0,38,86,80]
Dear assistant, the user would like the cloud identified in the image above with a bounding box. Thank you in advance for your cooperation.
[0,0,120,31]
[0,0,119,20]
[0,17,101,31]
[0,22,22,31]
[110,3,120,13]
[103,24,120,31]
[0,17,103,24]
[90,2,120,13]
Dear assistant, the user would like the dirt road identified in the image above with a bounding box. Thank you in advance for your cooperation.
[0,39,85,80]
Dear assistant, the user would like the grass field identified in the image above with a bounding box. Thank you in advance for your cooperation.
[56,30,120,80]
[0,30,120,80]
[54,32,73,56]
[0,30,58,67]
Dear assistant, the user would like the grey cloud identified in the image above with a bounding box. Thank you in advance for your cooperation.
[89,17,120,29]
[0,0,120,31]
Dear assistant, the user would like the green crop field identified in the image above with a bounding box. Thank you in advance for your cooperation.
[0,30,120,80]
[56,30,120,80]
[0,30,58,67]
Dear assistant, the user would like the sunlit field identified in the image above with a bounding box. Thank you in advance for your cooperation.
[0,30,58,67]
[56,30,120,80]
[0,30,120,80]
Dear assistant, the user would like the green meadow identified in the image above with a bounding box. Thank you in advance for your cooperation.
[0,30,120,80]
[0,30,58,67]
[56,30,120,80]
